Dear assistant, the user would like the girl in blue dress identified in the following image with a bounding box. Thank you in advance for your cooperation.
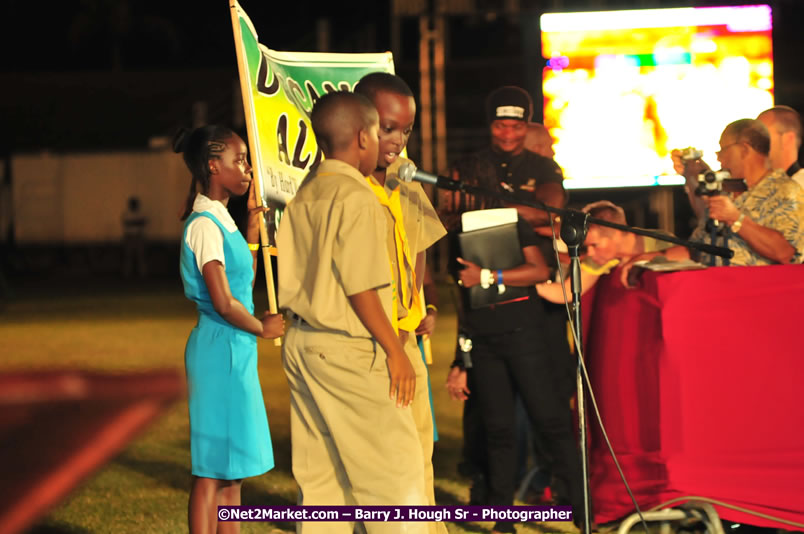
[173,125,284,534]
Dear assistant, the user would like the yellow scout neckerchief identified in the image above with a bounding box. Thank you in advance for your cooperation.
[365,177,423,334]
[580,258,621,276]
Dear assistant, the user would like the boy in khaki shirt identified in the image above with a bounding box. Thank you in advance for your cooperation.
[355,73,447,534]
[278,91,427,534]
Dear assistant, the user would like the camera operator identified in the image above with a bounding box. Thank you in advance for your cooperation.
[622,119,804,282]
[674,108,804,223]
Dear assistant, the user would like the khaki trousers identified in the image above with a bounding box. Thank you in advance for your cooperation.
[283,322,428,534]
[402,333,447,534]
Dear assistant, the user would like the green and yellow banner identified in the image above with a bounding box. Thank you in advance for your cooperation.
[229,0,395,206]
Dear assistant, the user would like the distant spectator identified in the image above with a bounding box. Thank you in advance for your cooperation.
[757,105,803,187]
[121,196,148,278]
[524,122,555,159]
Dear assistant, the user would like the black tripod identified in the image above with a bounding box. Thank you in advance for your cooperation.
[703,208,733,267]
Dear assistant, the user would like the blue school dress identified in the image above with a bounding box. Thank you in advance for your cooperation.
[180,210,274,480]
[417,336,439,441]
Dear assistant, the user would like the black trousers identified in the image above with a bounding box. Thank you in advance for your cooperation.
[470,326,583,525]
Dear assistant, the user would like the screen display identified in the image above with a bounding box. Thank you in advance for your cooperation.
[540,5,773,189]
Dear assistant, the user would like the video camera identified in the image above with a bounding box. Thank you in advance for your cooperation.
[680,147,703,162]
[679,146,748,197]
[695,170,732,196]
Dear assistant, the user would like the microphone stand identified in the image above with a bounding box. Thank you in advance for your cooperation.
[438,179,732,534]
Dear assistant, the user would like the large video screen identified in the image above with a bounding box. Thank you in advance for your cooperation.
[540,5,773,189]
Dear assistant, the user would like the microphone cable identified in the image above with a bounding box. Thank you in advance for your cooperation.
[545,215,651,534]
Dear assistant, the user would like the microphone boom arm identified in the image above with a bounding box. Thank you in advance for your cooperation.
[398,161,732,259]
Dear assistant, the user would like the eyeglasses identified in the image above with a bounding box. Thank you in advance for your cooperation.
[716,142,742,157]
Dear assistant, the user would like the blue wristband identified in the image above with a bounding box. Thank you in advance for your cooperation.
[496,269,503,284]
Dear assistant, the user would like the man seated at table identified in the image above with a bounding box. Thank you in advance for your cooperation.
[524,122,555,159]
[537,200,672,303]
[623,118,804,281]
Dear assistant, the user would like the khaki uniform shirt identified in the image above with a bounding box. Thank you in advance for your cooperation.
[374,157,447,325]
[277,159,393,337]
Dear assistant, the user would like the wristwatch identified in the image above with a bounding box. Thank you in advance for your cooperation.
[457,334,473,369]
[731,213,745,233]
[479,268,495,289]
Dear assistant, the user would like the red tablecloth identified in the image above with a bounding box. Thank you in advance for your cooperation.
[582,264,804,529]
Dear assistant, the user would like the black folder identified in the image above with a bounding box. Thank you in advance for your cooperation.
[458,222,530,309]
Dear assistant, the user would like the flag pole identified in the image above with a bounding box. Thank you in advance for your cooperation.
[229,0,281,346]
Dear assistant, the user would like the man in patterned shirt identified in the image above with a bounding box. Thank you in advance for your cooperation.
[625,118,804,271]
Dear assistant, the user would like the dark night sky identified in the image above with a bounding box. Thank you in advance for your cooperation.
[0,0,391,73]
[0,0,392,150]
[2,0,803,151]
[2,0,801,73]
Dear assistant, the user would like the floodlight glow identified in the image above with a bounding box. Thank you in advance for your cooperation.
[540,4,774,189]
[540,5,771,34]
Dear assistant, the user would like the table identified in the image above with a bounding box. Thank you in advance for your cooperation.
[582,264,804,529]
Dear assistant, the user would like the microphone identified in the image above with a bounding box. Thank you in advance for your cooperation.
[398,162,460,190]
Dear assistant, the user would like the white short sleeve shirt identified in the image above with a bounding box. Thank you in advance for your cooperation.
[185,194,239,272]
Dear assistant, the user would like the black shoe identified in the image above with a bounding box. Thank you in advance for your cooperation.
[468,473,488,505]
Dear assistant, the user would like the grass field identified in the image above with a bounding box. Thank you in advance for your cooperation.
[2,276,581,534]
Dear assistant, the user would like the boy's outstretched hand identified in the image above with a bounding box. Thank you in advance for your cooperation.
[261,312,285,339]
[386,348,416,408]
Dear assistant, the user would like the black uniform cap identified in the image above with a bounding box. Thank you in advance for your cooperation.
[485,86,534,124]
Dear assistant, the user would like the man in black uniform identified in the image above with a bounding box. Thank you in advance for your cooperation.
[442,86,582,532]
